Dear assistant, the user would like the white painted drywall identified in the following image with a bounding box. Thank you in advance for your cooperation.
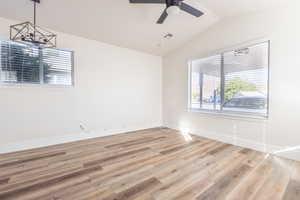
[162,3,300,161]
[0,17,162,153]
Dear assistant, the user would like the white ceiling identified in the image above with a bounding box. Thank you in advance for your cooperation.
[0,0,288,56]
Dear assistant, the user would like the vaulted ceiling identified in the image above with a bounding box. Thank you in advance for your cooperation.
[0,0,288,56]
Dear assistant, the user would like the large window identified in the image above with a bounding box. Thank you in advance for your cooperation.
[189,41,269,117]
[0,40,74,86]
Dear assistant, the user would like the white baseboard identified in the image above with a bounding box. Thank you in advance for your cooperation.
[0,124,161,155]
[2,123,299,162]
[165,123,300,162]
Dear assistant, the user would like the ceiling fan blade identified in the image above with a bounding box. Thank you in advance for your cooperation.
[180,2,204,17]
[156,9,168,24]
[129,0,165,4]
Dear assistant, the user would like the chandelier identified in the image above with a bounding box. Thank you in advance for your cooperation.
[10,0,57,48]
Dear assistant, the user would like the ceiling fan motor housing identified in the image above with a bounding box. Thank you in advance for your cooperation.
[129,0,204,24]
[166,0,182,7]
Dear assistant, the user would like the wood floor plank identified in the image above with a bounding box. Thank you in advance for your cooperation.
[0,128,298,200]
[0,165,102,199]
[0,151,66,168]
[83,147,151,167]
[251,156,294,200]
[226,155,274,200]
[196,164,253,200]
[106,177,161,200]
[0,178,9,185]
[283,161,300,200]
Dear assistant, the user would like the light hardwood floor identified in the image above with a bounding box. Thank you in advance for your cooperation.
[0,128,299,200]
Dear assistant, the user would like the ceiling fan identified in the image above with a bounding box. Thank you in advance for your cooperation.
[129,0,204,24]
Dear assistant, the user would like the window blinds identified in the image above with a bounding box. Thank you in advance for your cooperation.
[0,41,73,86]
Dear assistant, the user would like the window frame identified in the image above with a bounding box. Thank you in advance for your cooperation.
[188,40,270,119]
[0,40,75,88]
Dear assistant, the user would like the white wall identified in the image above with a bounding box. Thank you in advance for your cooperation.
[163,4,300,161]
[0,17,162,153]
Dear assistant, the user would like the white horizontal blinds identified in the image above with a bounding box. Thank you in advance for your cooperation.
[0,41,40,84]
[191,55,221,110]
[42,48,73,86]
[223,42,269,115]
[0,40,73,86]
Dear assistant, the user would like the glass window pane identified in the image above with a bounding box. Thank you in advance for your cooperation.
[0,41,73,86]
[223,42,269,116]
[0,42,40,84]
[190,55,221,110]
[191,71,200,108]
[42,48,73,86]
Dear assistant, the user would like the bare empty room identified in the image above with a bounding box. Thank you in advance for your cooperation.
[0,0,299,199]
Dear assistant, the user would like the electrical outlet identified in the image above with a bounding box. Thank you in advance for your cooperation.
[80,124,85,131]
[79,123,89,134]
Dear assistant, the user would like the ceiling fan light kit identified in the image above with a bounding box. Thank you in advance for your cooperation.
[129,0,204,24]
[10,0,57,48]
[166,6,180,15]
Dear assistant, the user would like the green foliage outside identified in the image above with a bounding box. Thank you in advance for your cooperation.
[1,43,50,83]
[192,92,199,101]
[218,78,257,100]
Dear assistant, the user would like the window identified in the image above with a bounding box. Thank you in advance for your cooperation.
[190,55,221,111]
[189,41,269,117]
[0,40,74,86]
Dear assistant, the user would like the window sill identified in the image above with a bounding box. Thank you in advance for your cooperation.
[188,108,268,121]
[0,83,74,89]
